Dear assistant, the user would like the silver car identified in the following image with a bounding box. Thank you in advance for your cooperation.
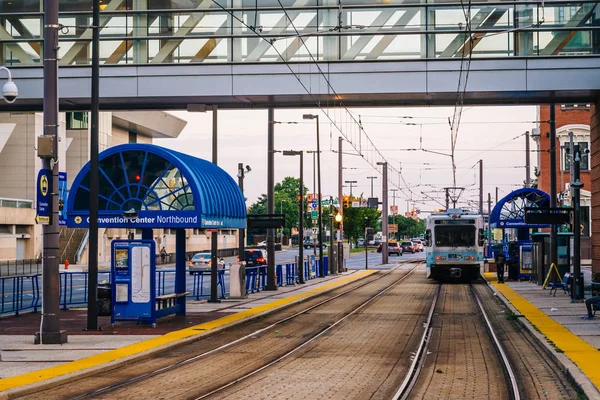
[189,252,225,274]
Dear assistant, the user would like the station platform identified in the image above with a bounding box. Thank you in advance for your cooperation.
[484,272,600,398]
[0,265,416,395]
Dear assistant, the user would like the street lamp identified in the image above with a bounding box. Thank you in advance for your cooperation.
[282,150,305,284]
[0,66,18,103]
[237,163,251,271]
[303,113,324,278]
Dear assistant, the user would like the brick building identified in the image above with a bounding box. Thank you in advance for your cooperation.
[534,104,592,262]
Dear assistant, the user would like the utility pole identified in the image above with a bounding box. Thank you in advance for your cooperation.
[299,152,304,283]
[237,163,247,281]
[445,188,450,210]
[209,105,220,302]
[571,145,583,301]
[377,163,388,264]
[525,131,531,187]
[38,0,67,344]
[86,0,100,331]
[495,187,499,203]
[345,180,357,197]
[304,114,324,278]
[487,192,492,254]
[367,176,377,198]
[364,217,369,270]
[479,159,484,215]
[266,108,277,290]
[549,104,558,269]
[306,150,319,198]
[338,137,343,242]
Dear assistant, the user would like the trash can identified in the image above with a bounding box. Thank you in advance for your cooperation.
[97,283,111,316]
[229,263,246,298]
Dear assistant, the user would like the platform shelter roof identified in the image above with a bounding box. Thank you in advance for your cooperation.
[490,188,551,229]
[66,144,246,229]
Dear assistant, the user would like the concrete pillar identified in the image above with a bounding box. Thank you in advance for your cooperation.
[590,99,600,275]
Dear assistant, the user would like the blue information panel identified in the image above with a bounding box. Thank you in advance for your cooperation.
[111,240,156,326]
[36,169,51,225]
[58,172,67,226]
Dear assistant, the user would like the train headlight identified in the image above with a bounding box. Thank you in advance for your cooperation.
[464,256,475,261]
[435,256,446,261]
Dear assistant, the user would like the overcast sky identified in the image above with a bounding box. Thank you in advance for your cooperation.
[155,105,538,214]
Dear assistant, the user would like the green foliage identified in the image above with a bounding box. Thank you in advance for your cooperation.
[389,215,425,239]
[342,205,380,243]
[247,177,310,239]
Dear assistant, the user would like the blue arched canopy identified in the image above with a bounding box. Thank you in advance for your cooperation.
[67,144,246,229]
[490,187,550,229]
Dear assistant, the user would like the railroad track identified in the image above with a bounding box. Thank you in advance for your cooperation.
[392,282,521,400]
[69,263,421,400]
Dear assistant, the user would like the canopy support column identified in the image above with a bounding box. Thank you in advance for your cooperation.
[176,228,186,315]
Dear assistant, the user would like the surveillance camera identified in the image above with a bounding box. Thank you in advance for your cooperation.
[585,148,590,154]
[122,208,139,220]
[245,165,252,172]
[2,80,18,103]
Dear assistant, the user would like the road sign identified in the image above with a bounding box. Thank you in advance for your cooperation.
[311,203,318,209]
[311,210,318,219]
[388,224,398,233]
[36,169,51,225]
[352,201,360,208]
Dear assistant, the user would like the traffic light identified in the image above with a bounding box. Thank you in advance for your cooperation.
[344,196,350,208]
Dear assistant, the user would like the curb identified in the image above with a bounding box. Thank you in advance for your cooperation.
[0,270,376,400]
[483,278,600,400]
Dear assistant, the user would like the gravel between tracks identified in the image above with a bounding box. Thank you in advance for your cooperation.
[18,269,409,400]
[472,282,580,400]
[410,283,509,400]
[207,271,435,400]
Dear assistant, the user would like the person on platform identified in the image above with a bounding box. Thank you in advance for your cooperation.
[160,247,167,264]
[582,296,600,320]
[495,250,506,283]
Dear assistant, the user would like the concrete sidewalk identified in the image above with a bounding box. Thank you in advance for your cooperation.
[0,263,408,394]
[485,273,600,398]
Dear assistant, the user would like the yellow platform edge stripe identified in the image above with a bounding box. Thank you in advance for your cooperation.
[484,272,600,387]
[0,270,375,392]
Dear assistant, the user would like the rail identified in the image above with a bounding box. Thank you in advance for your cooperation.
[0,259,321,316]
[75,229,89,263]
[2,1,600,66]
[0,259,42,277]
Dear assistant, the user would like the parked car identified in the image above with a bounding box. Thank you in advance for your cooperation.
[241,249,267,267]
[189,253,225,274]
[376,242,403,256]
[357,238,365,247]
[401,241,416,254]
[303,239,313,249]
[257,240,267,246]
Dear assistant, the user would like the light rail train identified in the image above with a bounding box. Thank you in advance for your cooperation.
[425,209,485,281]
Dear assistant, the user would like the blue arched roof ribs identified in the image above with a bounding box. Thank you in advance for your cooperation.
[66,144,246,229]
[489,188,551,228]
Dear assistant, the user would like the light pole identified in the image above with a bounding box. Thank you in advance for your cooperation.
[571,145,584,302]
[367,176,377,198]
[0,66,18,103]
[303,114,324,278]
[377,162,388,265]
[237,163,251,275]
[283,150,304,284]
[335,213,343,272]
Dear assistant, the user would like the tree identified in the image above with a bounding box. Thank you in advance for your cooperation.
[247,177,309,241]
[342,204,380,244]
[390,215,425,239]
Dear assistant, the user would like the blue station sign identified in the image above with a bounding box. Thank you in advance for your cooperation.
[67,210,239,229]
[36,169,51,225]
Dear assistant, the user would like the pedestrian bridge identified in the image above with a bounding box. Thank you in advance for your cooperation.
[2,0,600,110]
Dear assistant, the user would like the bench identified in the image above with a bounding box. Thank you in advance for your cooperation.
[156,292,190,310]
[548,273,570,297]
[593,301,600,317]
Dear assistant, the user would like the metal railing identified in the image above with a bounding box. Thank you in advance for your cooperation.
[0,258,325,316]
[0,259,42,277]
[74,229,89,263]
[1,1,600,66]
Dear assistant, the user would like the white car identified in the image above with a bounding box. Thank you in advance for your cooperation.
[258,240,267,246]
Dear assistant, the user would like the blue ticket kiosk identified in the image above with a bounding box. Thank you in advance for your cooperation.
[111,240,156,326]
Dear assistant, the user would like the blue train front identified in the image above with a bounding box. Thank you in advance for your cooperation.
[425,209,485,281]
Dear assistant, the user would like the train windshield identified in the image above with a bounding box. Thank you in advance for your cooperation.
[434,225,475,247]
